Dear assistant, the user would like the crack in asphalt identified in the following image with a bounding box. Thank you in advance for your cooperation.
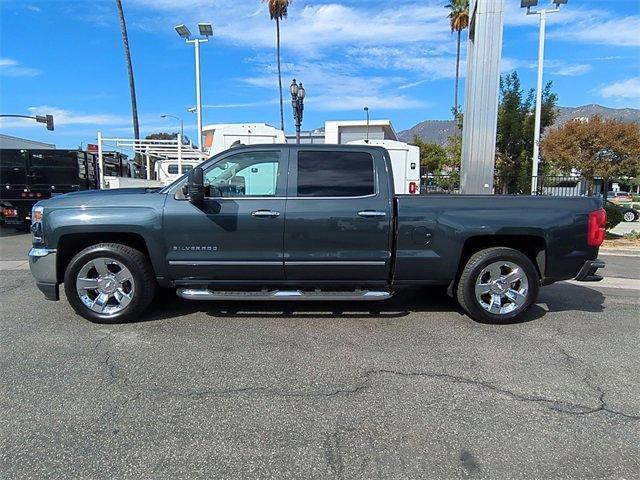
[364,368,640,421]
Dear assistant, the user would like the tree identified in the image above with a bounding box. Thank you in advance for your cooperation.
[263,0,291,132]
[495,71,558,191]
[445,0,469,118]
[541,116,640,193]
[115,0,140,144]
[445,133,462,169]
[412,135,448,173]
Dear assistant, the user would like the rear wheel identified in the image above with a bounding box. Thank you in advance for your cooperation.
[63,243,156,323]
[456,247,539,324]
[623,211,636,222]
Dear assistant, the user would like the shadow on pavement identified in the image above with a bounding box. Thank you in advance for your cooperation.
[138,282,605,324]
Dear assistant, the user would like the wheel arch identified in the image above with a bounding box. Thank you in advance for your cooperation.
[56,232,152,284]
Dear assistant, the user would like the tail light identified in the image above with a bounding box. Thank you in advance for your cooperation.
[408,182,418,194]
[587,208,606,247]
[2,208,18,218]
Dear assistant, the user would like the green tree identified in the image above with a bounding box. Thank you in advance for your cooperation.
[412,135,448,173]
[541,116,640,194]
[263,0,291,132]
[495,71,558,192]
[445,134,462,169]
[445,0,469,117]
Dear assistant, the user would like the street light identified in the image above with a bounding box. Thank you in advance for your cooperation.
[522,0,568,195]
[0,113,54,130]
[364,107,370,141]
[160,114,184,139]
[174,22,213,150]
[290,78,306,144]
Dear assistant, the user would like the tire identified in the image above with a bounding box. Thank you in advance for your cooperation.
[623,211,636,222]
[63,243,156,324]
[456,247,539,324]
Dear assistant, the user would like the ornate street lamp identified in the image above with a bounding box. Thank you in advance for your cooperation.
[290,78,306,144]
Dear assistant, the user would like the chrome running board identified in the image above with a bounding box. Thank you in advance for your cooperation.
[176,288,392,301]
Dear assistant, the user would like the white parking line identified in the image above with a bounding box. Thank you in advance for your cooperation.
[565,277,640,291]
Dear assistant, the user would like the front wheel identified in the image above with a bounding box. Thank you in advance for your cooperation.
[623,211,636,222]
[63,243,156,323]
[456,247,539,324]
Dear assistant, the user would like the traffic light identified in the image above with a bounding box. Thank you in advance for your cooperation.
[45,114,54,131]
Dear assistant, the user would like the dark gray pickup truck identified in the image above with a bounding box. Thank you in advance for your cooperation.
[28,144,606,324]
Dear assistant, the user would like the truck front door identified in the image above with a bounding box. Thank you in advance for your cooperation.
[163,148,288,281]
[283,148,392,281]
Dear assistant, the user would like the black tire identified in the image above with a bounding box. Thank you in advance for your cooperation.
[63,243,156,324]
[456,247,539,324]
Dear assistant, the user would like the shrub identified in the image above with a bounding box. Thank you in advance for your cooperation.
[623,230,640,240]
[604,203,624,230]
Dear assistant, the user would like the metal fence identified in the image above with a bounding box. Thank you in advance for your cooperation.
[420,174,607,197]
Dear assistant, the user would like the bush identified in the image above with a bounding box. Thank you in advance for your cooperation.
[623,230,640,240]
[604,204,624,230]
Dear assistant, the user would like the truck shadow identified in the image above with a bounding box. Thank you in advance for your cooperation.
[141,282,605,324]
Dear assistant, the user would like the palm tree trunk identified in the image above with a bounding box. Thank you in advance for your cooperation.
[115,0,140,143]
[454,29,461,119]
[276,17,284,132]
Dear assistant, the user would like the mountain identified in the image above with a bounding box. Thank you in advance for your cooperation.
[398,104,640,145]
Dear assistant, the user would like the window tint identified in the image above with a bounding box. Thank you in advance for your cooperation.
[204,151,280,197]
[297,151,375,197]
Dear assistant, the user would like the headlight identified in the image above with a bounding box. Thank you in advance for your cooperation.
[32,205,44,223]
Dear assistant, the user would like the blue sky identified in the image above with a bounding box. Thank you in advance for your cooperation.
[1,0,639,148]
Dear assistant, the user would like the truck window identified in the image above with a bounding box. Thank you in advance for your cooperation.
[296,151,375,197]
[204,151,280,197]
[168,164,194,175]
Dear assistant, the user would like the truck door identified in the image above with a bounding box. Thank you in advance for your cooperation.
[163,148,288,281]
[284,148,392,281]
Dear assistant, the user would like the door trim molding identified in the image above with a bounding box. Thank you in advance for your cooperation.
[285,261,386,266]
[169,260,283,266]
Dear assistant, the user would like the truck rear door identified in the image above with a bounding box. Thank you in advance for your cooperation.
[283,147,393,281]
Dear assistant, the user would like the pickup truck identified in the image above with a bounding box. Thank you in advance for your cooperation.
[28,144,606,324]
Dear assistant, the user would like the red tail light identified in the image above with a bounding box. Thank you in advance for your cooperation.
[409,182,418,194]
[587,208,606,247]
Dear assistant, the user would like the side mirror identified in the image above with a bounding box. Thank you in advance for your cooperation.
[187,166,205,204]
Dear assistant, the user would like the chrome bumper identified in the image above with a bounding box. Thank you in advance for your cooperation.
[28,248,59,300]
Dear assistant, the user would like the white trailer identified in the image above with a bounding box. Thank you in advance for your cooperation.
[348,139,420,195]
[202,123,286,156]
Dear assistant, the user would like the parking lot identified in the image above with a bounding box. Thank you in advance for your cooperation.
[1,229,639,479]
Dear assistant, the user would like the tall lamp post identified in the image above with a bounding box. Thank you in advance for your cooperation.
[175,23,213,150]
[521,0,567,195]
[364,106,370,141]
[160,114,184,139]
[290,78,306,144]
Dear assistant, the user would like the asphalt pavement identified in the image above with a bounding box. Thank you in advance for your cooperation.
[1,229,639,479]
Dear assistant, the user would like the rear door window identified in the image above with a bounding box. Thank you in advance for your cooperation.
[296,151,375,197]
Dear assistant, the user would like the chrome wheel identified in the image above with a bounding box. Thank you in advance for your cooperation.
[474,261,529,315]
[623,211,635,222]
[76,257,134,316]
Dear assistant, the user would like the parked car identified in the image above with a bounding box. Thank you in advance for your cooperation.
[606,200,639,223]
[28,144,606,325]
[607,191,633,204]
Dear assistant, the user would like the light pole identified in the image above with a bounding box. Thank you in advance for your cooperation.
[160,114,184,139]
[0,114,54,130]
[364,106,370,141]
[290,79,306,144]
[522,0,567,195]
[175,23,213,150]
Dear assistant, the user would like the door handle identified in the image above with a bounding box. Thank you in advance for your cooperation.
[357,210,387,218]
[252,210,280,218]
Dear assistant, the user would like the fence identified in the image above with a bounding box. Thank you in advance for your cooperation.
[420,174,606,197]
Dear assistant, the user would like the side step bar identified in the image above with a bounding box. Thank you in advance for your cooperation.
[176,288,393,301]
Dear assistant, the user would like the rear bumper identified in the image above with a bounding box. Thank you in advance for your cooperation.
[574,259,605,282]
[28,248,59,301]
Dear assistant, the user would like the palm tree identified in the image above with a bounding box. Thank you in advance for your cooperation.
[446,0,470,118]
[263,0,291,132]
[115,0,140,141]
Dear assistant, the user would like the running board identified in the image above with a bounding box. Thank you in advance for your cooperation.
[176,288,393,301]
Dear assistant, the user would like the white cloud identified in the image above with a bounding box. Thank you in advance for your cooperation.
[551,15,640,48]
[553,63,591,76]
[26,5,41,13]
[0,58,41,77]
[599,78,640,101]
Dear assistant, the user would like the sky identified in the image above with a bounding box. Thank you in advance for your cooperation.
[0,0,639,148]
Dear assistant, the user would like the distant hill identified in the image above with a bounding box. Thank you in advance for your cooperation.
[398,104,640,145]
